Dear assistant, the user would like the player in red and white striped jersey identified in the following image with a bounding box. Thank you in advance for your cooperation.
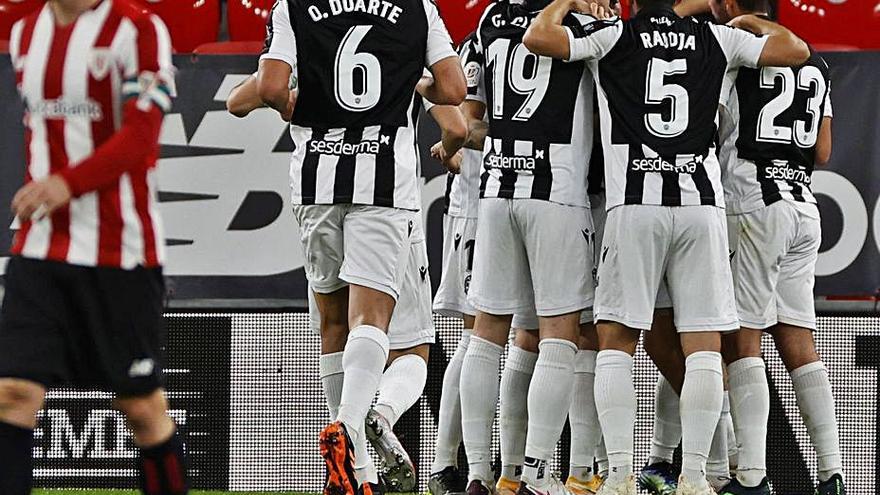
[0,1,186,494]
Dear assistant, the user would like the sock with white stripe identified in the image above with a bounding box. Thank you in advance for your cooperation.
[728,357,769,487]
[319,352,344,421]
[337,325,389,486]
[680,352,724,491]
[594,350,636,485]
[499,344,538,481]
[648,374,681,466]
[374,354,428,428]
[460,336,504,483]
[432,330,471,473]
[791,361,843,482]
[569,350,601,481]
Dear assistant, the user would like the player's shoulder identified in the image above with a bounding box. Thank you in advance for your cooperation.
[804,48,831,75]
[568,12,621,36]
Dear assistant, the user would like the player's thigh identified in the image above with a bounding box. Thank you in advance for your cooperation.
[341,205,415,300]
[388,234,435,351]
[511,308,592,334]
[665,207,738,333]
[775,212,821,330]
[468,199,534,316]
[433,215,478,319]
[727,203,796,330]
[73,265,167,397]
[293,204,347,294]
[594,205,670,331]
[517,200,594,317]
[0,257,71,389]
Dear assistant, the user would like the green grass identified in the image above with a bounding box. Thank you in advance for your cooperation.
[33,491,308,495]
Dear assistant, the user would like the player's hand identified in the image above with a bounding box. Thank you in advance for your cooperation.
[281,90,296,121]
[12,175,73,222]
[443,151,464,175]
[587,1,612,19]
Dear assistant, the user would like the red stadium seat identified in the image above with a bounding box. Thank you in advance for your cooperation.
[193,41,264,55]
[778,0,880,50]
[0,39,9,53]
[135,0,221,53]
[0,0,44,41]
[227,0,275,42]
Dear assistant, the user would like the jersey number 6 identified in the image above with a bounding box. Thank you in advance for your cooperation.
[334,25,382,112]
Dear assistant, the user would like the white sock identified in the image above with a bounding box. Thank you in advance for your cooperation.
[320,352,344,420]
[374,354,428,427]
[722,392,738,472]
[460,336,504,482]
[433,331,471,473]
[596,437,609,478]
[791,361,843,482]
[595,350,636,484]
[648,375,681,466]
[337,325,389,486]
[500,345,537,481]
[707,412,730,480]
[680,351,723,490]
[522,339,578,487]
[728,357,769,487]
[569,350,600,481]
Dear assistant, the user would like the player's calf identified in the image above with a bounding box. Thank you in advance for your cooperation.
[0,378,45,495]
[116,389,189,495]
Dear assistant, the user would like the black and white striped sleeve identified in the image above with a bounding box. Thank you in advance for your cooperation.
[460,38,485,103]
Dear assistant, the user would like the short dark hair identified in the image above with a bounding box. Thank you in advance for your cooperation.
[734,0,771,13]
[634,0,675,9]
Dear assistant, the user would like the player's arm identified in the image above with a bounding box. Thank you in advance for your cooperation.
[227,75,265,118]
[427,103,468,173]
[13,15,173,221]
[728,15,809,67]
[257,1,297,120]
[524,0,610,60]
[674,0,711,17]
[419,0,466,105]
[462,100,488,151]
[815,117,832,166]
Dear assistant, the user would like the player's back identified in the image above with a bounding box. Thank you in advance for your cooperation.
[268,0,455,209]
[580,6,767,208]
[474,0,594,206]
[720,49,831,213]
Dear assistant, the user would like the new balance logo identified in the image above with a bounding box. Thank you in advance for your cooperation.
[128,359,155,378]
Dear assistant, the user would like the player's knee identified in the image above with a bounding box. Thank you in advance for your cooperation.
[775,340,820,372]
[116,391,168,433]
[0,379,45,423]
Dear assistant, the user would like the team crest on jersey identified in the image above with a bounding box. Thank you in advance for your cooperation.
[88,49,113,81]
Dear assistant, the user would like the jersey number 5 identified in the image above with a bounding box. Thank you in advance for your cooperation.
[335,25,382,112]
[644,58,689,138]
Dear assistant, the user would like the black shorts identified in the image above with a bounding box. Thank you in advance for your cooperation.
[0,256,166,397]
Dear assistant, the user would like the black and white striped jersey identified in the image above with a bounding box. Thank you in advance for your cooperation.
[470,0,596,207]
[565,6,768,210]
[719,50,832,214]
[260,0,457,210]
[441,33,482,219]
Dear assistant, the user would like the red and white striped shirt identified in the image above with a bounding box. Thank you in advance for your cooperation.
[9,0,174,269]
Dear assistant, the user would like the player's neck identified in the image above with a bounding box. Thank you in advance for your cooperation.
[49,0,101,26]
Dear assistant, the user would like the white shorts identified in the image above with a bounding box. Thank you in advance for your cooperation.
[433,215,478,318]
[510,309,594,331]
[293,204,416,300]
[469,199,595,317]
[307,220,435,349]
[594,205,738,332]
[727,201,820,330]
[590,193,671,313]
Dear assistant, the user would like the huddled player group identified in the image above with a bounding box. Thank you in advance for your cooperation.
[0,0,844,495]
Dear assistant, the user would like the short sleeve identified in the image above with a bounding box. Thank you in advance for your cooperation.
[566,15,624,62]
[260,0,298,73]
[423,0,457,67]
[460,38,485,103]
[709,24,768,69]
[823,81,833,118]
[421,69,435,112]
[122,15,176,114]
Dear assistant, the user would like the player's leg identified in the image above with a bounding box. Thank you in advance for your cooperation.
[771,211,843,493]
[518,200,594,493]
[666,206,739,494]
[593,205,669,494]
[463,198,534,493]
[721,205,790,494]
[498,324,539,495]
[0,378,46,495]
[431,215,478,494]
[313,287,350,420]
[566,321,604,495]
